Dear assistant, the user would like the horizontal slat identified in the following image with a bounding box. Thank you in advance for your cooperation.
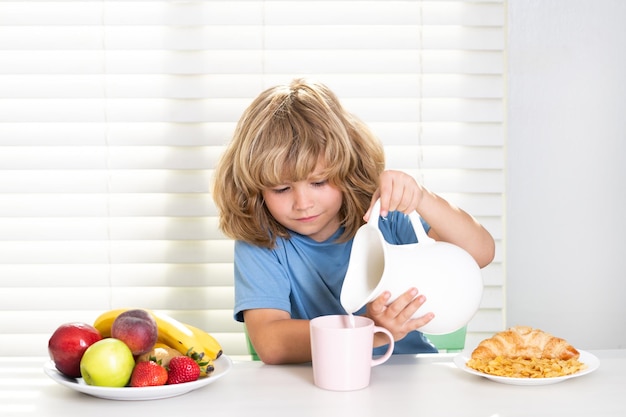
[0,194,216,216]
[0,239,503,265]
[0,25,504,51]
[0,218,501,243]
[387,146,504,170]
[265,26,504,50]
[436,193,504,217]
[0,74,264,99]
[0,194,107,216]
[0,98,249,123]
[0,170,214,193]
[113,265,235,287]
[479,286,504,309]
[0,145,502,170]
[0,98,502,123]
[0,2,503,27]
[415,122,504,146]
[425,146,504,169]
[268,74,505,98]
[0,264,234,287]
[109,218,223,240]
[0,26,262,50]
[346,98,504,123]
[373,122,504,147]
[2,287,235,311]
[0,74,504,99]
[466,309,505,333]
[265,1,504,26]
[0,169,503,193]
[0,218,221,240]
[417,169,505,193]
[0,123,236,146]
[477,217,503,240]
[114,194,218,216]
[0,50,503,74]
[0,193,502,217]
[479,263,504,286]
[0,146,223,169]
[0,50,264,74]
[0,216,503,241]
[266,50,504,74]
[0,2,103,25]
[0,240,234,264]
[0,1,263,26]
[0,147,107,169]
[0,122,503,147]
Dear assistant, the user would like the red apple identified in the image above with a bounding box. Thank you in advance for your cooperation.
[48,322,102,378]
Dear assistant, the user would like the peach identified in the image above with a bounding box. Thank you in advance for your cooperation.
[111,309,158,356]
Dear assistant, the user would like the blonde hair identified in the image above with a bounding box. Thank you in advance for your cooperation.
[212,78,385,248]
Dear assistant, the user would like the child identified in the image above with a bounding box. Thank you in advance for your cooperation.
[213,79,495,364]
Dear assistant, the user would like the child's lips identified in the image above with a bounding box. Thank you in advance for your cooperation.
[296,215,319,223]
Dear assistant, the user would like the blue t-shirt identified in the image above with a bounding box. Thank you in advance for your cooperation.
[233,211,438,355]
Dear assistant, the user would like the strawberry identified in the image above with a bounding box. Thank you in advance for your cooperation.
[130,361,168,387]
[166,356,201,384]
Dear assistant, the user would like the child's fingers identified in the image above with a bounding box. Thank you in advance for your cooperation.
[410,312,436,331]
[383,288,418,318]
[367,290,390,315]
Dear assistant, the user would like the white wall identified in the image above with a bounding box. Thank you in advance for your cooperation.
[506,0,626,349]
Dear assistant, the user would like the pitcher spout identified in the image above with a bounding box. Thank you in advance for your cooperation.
[340,224,386,314]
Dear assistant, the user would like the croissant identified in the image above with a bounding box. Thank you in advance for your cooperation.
[471,326,579,361]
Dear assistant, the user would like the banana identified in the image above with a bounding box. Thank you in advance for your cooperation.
[93,307,131,338]
[186,323,223,360]
[92,308,222,376]
[152,311,220,358]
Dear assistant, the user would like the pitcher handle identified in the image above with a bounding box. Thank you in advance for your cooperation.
[368,199,435,244]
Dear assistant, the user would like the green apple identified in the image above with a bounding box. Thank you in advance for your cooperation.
[80,338,135,387]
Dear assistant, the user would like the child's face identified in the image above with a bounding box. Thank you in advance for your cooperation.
[262,164,343,242]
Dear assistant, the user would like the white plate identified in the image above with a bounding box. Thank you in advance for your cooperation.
[44,354,232,400]
[453,350,600,386]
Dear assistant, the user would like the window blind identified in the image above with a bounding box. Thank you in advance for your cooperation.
[0,0,505,357]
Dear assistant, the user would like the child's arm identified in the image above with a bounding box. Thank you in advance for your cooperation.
[417,188,495,268]
[243,308,313,365]
[366,170,495,268]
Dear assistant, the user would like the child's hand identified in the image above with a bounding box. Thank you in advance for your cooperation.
[364,170,425,220]
[365,287,435,344]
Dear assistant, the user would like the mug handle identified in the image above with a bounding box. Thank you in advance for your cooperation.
[371,326,395,367]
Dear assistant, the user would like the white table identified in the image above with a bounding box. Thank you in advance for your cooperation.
[1,350,625,417]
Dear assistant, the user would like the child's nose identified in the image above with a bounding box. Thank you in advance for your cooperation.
[293,188,314,210]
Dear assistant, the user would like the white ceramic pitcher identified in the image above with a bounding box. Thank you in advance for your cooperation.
[340,200,483,335]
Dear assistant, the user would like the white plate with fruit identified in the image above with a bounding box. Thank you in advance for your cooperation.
[45,308,232,400]
[44,354,232,400]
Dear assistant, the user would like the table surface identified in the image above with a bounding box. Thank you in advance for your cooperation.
[2,350,625,417]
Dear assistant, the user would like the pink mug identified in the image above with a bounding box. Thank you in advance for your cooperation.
[310,315,395,391]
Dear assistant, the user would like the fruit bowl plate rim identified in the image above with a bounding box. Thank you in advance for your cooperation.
[43,354,233,400]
